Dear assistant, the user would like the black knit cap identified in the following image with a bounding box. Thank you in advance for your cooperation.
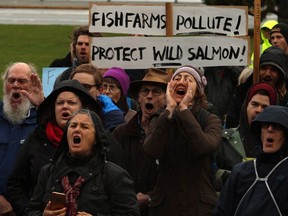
[260,46,288,80]
[271,23,288,44]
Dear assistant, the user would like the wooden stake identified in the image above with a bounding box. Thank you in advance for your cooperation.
[253,0,261,84]
[165,3,173,76]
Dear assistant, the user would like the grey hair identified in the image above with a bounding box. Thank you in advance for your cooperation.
[2,62,37,81]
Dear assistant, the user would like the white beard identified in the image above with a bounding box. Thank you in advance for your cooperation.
[3,92,31,125]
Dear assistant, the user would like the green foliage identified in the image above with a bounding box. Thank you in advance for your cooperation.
[0,24,73,97]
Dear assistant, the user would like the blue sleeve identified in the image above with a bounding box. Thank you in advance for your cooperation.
[97,95,121,113]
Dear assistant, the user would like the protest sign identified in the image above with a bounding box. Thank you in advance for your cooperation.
[90,36,249,69]
[89,4,247,36]
[42,67,68,97]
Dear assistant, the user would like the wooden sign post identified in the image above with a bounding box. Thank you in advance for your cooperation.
[165,3,173,76]
[253,0,261,83]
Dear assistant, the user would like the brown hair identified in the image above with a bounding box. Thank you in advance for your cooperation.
[70,26,102,56]
[70,64,103,89]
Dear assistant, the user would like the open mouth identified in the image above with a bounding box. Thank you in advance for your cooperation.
[80,51,87,56]
[73,136,81,144]
[175,86,186,96]
[262,77,273,83]
[267,138,274,144]
[12,92,21,99]
[62,112,70,118]
[145,103,154,111]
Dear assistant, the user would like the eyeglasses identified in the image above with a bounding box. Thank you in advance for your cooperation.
[82,83,97,91]
[102,83,119,91]
[139,88,163,97]
[6,77,30,86]
[261,122,284,130]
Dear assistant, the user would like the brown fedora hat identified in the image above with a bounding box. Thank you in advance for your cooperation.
[129,68,172,97]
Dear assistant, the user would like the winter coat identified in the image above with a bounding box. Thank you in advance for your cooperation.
[213,155,288,216]
[250,20,278,66]
[217,81,279,172]
[24,153,140,216]
[7,124,57,215]
[214,105,288,216]
[49,52,73,68]
[0,102,37,197]
[25,108,139,216]
[143,107,222,216]
[8,80,124,215]
[112,112,159,216]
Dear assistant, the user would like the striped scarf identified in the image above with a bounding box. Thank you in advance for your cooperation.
[61,175,85,216]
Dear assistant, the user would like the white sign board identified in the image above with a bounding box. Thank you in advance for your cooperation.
[89,4,247,36]
[90,36,249,69]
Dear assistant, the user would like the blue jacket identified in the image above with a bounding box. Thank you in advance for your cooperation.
[0,101,37,196]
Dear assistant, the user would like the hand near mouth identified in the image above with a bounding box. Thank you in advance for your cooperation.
[166,81,178,118]
[179,83,194,111]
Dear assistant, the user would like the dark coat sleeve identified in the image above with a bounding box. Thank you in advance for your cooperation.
[105,162,140,216]
[24,165,51,216]
[105,131,125,169]
[213,162,252,216]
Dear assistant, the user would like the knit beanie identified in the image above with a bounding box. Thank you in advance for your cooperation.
[246,81,278,106]
[103,67,130,95]
[172,66,207,94]
[271,23,288,44]
[260,46,288,80]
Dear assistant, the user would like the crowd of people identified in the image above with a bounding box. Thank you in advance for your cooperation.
[1,21,288,216]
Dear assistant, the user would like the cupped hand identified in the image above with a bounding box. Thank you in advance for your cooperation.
[166,81,178,114]
[21,73,44,108]
[179,82,195,111]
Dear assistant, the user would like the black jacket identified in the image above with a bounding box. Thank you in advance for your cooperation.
[25,110,139,216]
[25,154,139,216]
[49,52,73,68]
[214,155,288,215]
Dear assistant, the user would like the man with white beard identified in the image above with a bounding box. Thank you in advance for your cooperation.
[0,62,44,215]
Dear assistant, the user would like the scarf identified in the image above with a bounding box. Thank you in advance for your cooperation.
[46,121,63,147]
[61,175,85,216]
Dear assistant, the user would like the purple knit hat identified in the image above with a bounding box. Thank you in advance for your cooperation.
[103,67,130,95]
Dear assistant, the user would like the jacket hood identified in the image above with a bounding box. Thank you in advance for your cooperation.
[252,105,288,156]
[239,82,278,156]
[53,109,110,162]
[260,20,278,47]
[240,81,278,134]
[37,79,103,125]
[252,105,288,132]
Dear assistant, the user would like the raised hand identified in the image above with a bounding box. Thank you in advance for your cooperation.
[21,73,44,108]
